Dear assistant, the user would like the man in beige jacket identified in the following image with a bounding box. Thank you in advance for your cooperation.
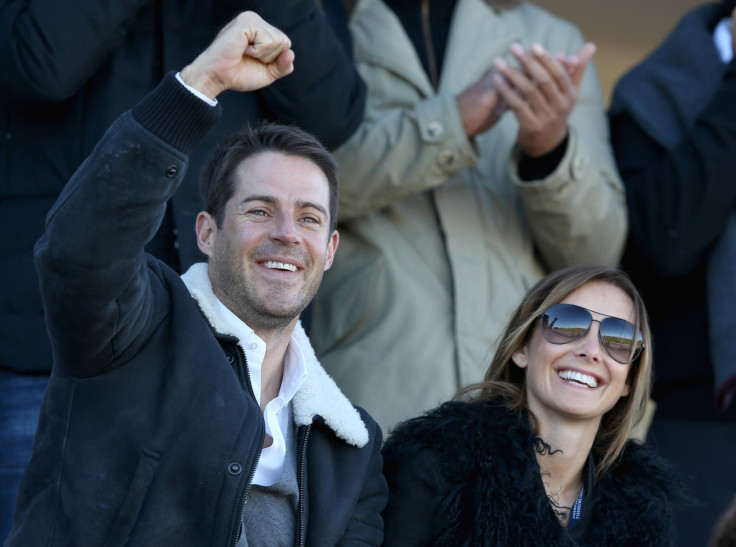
[311,0,626,432]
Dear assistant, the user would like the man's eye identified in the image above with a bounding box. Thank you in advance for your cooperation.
[301,216,319,224]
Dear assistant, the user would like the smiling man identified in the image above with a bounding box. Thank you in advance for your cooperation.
[5,11,387,547]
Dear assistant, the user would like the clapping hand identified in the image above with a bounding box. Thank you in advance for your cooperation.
[491,42,595,157]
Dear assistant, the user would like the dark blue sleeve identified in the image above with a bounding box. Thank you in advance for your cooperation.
[246,0,366,149]
[611,61,736,276]
[0,0,154,103]
[33,74,220,377]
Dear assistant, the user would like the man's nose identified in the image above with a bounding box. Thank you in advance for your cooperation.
[270,213,300,245]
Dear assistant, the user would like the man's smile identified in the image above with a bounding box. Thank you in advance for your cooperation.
[261,260,299,272]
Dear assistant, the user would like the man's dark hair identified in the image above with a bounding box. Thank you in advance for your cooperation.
[200,122,339,234]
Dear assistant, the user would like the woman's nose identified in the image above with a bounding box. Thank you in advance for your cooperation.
[574,321,602,362]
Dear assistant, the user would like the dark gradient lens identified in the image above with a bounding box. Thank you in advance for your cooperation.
[599,318,643,363]
[541,304,591,343]
[540,304,643,364]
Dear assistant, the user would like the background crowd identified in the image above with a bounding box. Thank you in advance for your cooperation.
[1,0,735,545]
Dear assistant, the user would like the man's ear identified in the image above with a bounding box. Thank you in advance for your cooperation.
[196,212,217,258]
[511,345,529,369]
[323,230,339,271]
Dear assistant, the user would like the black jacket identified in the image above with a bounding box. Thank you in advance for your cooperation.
[382,401,679,546]
[0,0,365,374]
[7,74,386,546]
[609,2,736,420]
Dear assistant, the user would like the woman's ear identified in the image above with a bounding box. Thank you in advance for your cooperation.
[512,345,528,369]
[621,380,631,397]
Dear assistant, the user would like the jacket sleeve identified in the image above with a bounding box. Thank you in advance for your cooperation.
[611,61,736,277]
[382,447,447,546]
[0,0,153,103]
[332,25,625,267]
[511,56,627,269]
[33,74,220,377]
[332,75,481,220]
[245,0,366,150]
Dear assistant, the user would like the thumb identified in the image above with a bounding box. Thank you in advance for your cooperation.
[570,42,596,88]
[270,49,295,80]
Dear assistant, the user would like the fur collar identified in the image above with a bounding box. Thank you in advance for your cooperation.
[383,400,681,545]
[181,262,369,448]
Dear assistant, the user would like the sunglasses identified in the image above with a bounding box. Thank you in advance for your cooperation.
[538,303,644,364]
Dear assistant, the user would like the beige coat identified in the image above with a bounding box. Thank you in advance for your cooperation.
[312,0,626,431]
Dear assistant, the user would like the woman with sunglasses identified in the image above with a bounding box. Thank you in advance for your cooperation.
[381,264,679,545]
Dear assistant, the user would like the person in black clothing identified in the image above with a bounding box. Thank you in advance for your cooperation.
[0,1,365,540]
[609,2,736,544]
[6,11,387,545]
[381,264,679,545]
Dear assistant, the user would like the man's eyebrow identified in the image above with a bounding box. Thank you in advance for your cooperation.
[241,194,277,206]
[241,195,328,217]
[296,200,328,218]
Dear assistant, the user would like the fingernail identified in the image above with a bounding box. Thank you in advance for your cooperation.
[510,42,524,56]
[493,57,508,71]
[531,43,545,56]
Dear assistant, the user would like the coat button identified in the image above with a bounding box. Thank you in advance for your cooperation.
[165,165,179,178]
[438,150,456,166]
[572,156,585,179]
[228,462,243,475]
[426,120,445,139]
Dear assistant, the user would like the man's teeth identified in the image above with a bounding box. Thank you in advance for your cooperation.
[558,370,598,388]
[263,261,297,272]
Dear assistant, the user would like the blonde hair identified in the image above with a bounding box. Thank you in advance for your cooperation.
[456,264,653,480]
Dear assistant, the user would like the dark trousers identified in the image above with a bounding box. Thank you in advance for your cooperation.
[648,417,736,546]
[0,370,48,542]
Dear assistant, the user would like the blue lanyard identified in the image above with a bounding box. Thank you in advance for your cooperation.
[568,485,585,530]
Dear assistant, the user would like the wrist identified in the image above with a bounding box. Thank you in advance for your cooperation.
[175,73,218,107]
[520,127,568,158]
[180,64,222,100]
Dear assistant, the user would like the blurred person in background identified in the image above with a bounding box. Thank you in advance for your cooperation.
[311,0,626,433]
[609,1,736,544]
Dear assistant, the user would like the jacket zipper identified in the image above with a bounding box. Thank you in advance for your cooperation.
[230,345,265,547]
[297,424,312,547]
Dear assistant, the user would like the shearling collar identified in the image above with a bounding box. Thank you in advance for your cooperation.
[180,262,369,448]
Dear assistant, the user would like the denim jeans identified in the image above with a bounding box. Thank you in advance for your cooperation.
[0,370,49,542]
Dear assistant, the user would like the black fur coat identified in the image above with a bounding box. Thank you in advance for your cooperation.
[382,400,679,546]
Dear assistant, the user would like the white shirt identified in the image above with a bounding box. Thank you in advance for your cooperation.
[214,298,308,487]
[175,72,219,106]
[714,17,734,63]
